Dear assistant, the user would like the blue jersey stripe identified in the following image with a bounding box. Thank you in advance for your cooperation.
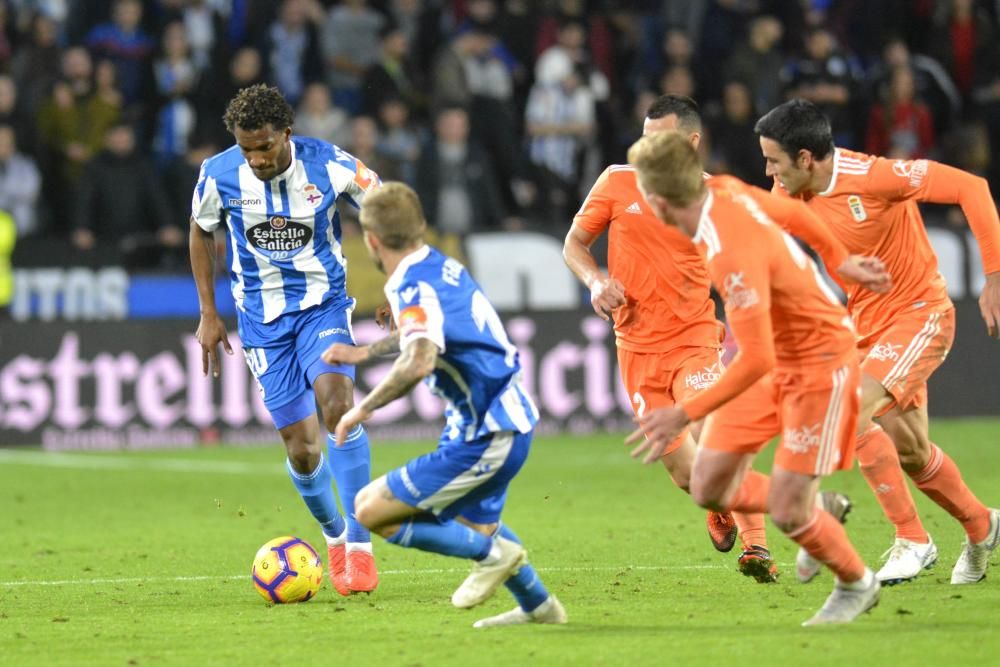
[215,168,263,316]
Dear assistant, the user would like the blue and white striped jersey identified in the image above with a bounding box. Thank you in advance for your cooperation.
[191,136,379,323]
[386,246,539,442]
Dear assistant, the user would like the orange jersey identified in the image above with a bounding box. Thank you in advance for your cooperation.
[777,148,1000,336]
[683,176,856,421]
[574,165,719,353]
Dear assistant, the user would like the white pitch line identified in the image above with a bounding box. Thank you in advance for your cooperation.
[0,563,768,588]
[0,450,280,475]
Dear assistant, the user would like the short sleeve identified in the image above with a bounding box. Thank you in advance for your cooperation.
[191,161,223,232]
[393,280,446,353]
[326,146,382,210]
[573,168,614,235]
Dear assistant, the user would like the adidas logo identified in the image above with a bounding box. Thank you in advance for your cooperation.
[625,201,642,214]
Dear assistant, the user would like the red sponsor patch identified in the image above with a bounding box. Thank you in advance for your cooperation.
[399,306,428,334]
[353,161,379,192]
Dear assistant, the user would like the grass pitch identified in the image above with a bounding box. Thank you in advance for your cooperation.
[2,419,999,666]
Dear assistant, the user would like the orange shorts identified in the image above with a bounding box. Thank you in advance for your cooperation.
[618,345,723,455]
[859,307,955,412]
[699,358,860,476]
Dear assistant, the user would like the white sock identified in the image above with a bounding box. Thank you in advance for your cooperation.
[479,539,502,566]
[346,542,373,554]
[324,528,347,547]
[838,568,874,591]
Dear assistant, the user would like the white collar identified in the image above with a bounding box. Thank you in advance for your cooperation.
[385,244,431,293]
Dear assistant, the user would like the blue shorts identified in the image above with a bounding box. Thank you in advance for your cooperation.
[237,298,356,429]
[387,430,532,524]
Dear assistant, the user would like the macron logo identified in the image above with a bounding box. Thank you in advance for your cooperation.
[400,287,419,304]
[625,201,642,214]
[318,327,349,339]
[228,197,262,207]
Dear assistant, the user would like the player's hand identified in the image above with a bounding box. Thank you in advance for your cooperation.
[375,301,396,331]
[589,276,626,321]
[195,312,234,378]
[624,406,690,464]
[836,255,892,294]
[979,272,1000,338]
[334,405,372,445]
[322,343,371,366]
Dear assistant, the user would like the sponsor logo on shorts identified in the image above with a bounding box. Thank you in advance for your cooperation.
[723,272,760,310]
[868,342,902,362]
[783,423,821,454]
[684,363,721,390]
[318,327,349,339]
[847,194,866,221]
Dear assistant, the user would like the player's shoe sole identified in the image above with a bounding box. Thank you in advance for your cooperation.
[738,545,779,583]
[707,511,738,553]
[327,542,350,596]
[346,548,379,593]
[472,595,568,628]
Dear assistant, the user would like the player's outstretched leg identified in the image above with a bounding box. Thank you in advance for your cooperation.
[327,428,377,592]
[720,471,779,583]
[383,516,527,607]
[471,524,567,628]
[286,454,349,595]
[854,424,936,585]
[796,490,853,584]
[906,443,999,584]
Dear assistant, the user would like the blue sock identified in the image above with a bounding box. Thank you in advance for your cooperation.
[498,524,550,612]
[387,517,493,560]
[286,454,345,539]
[327,428,372,543]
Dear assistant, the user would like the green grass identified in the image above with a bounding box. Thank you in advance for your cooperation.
[2,419,999,666]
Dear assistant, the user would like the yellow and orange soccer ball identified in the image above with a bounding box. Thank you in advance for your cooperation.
[251,536,323,604]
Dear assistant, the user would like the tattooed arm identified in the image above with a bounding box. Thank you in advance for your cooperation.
[321,331,401,366]
[332,338,440,444]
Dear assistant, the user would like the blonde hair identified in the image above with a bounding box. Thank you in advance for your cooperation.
[627,131,706,207]
[359,181,427,250]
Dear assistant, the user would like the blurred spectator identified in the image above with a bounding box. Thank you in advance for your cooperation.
[195,46,263,147]
[155,0,228,73]
[525,56,595,223]
[152,21,198,167]
[782,27,862,147]
[929,0,995,102]
[295,82,351,148]
[262,0,323,107]
[0,75,35,157]
[724,15,785,116]
[706,80,769,188]
[864,65,935,159]
[415,106,505,233]
[11,12,62,116]
[535,0,614,86]
[346,114,400,183]
[659,64,695,99]
[376,98,421,184]
[72,123,180,269]
[361,23,425,119]
[86,0,155,107]
[867,35,960,135]
[163,133,217,225]
[0,124,41,237]
[322,0,384,113]
[536,18,609,101]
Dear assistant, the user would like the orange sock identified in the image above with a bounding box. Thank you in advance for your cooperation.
[725,470,770,515]
[909,444,991,542]
[734,512,767,550]
[785,510,865,583]
[855,425,928,543]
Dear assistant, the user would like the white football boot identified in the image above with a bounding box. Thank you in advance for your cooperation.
[802,568,881,626]
[796,490,853,583]
[875,537,938,585]
[951,508,1000,584]
[472,595,568,628]
[451,536,527,609]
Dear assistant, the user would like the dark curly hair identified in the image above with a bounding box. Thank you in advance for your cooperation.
[223,84,295,133]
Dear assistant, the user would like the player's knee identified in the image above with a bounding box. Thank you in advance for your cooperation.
[319,396,352,432]
[770,504,811,534]
[353,495,380,530]
[689,478,724,511]
[897,443,930,473]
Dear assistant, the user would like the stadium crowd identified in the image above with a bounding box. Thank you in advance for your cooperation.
[2,0,1000,271]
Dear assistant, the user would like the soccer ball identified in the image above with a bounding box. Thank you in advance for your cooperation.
[251,536,323,604]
